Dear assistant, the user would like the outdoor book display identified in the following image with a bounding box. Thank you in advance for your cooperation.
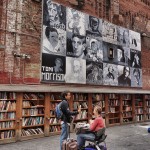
[1,91,150,144]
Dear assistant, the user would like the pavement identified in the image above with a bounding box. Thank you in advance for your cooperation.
[0,122,150,150]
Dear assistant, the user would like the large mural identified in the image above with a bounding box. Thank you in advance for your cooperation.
[41,0,142,87]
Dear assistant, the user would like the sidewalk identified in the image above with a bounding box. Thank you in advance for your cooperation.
[0,122,150,150]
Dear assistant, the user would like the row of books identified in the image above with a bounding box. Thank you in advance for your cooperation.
[123,100,132,105]
[22,108,44,116]
[146,114,150,120]
[0,92,16,100]
[108,100,119,106]
[135,101,143,106]
[93,101,105,108]
[122,112,132,117]
[146,100,150,106]
[72,93,87,101]
[49,125,61,132]
[0,121,15,129]
[147,108,150,113]
[109,107,119,113]
[0,130,15,139]
[123,106,132,111]
[123,118,132,122]
[135,108,143,114]
[136,114,144,121]
[109,94,118,99]
[123,94,131,100]
[0,112,15,120]
[23,93,44,100]
[75,110,87,120]
[49,118,59,124]
[0,101,16,111]
[145,95,150,99]
[21,128,44,136]
[73,102,88,109]
[22,117,44,126]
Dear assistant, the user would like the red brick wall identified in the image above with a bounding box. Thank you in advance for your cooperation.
[0,0,150,89]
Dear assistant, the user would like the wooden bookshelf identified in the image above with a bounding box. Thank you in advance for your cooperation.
[134,94,144,122]
[49,93,61,135]
[144,95,150,121]
[0,91,150,144]
[0,92,16,144]
[21,93,45,140]
[108,93,120,126]
[121,94,133,124]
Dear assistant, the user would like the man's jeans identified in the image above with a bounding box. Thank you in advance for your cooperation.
[60,122,69,150]
[77,133,95,149]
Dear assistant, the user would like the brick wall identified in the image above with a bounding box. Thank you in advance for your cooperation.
[0,0,150,89]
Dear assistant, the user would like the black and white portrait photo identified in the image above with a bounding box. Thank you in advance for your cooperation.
[86,37,103,62]
[103,63,118,86]
[65,57,86,84]
[86,15,102,38]
[102,21,117,44]
[129,30,141,51]
[117,46,130,66]
[117,27,130,48]
[103,42,118,64]
[130,49,141,68]
[43,0,66,30]
[86,61,103,85]
[42,27,66,56]
[131,68,142,87]
[66,7,86,36]
[41,54,66,82]
[66,33,86,59]
[118,65,131,87]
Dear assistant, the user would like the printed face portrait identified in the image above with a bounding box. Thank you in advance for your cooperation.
[72,35,85,57]
[89,16,99,32]
[55,58,62,67]
[124,67,130,77]
[133,68,140,82]
[49,30,59,45]
[47,2,58,23]
[73,59,81,73]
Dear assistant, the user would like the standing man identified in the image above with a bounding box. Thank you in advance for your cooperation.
[71,34,86,59]
[60,91,81,150]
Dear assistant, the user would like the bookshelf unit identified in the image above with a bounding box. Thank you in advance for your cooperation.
[92,93,105,120]
[144,95,150,121]
[0,92,16,144]
[108,93,120,126]
[135,94,144,122]
[72,93,89,123]
[21,93,45,140]
[121,94,133,124]
[49,93,61,135]
[0,91,150,144]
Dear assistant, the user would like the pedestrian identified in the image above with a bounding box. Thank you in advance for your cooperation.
[60,91,81,150]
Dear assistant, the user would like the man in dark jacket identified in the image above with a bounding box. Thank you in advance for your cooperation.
[60,91,81,150]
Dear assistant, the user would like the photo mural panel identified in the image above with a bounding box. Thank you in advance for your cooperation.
[65,57,86,84]
[66,7,86,36]
[103,42,118,64]
[103,63,118,86]
[86,37,103,62]
[86,61,103,85]
[41,53,66,82]
[41,0,142,87]
[131,68,142,87]
[117,46,130,66]
[85,15,103,39]
[129,30,141,51]
[102,21,118,44]
[118,65,131,87]
[117,27,130,48]
[66,32,86,59]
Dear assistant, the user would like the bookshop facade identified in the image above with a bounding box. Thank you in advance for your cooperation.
[0,0,150,145]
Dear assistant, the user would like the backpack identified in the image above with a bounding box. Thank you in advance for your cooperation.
[55,101,63,120]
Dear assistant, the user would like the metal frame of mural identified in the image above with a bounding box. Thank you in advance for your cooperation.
[41,0,142,87]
